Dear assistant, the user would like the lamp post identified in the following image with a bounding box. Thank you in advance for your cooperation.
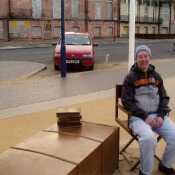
[128,0,135,71]
[60,0,67,78]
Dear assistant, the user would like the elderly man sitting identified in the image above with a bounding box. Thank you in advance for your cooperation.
[121,45,175,175]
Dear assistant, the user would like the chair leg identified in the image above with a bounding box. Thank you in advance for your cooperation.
[155,154,161,162]
[130,160,140,171]
[123,135,162,171]
[120,137,136,154]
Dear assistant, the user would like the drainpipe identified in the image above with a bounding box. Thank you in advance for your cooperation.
[117,0,121,38]
[6,0,11,41]
[128,0,135,70]
[169,0,172,33]
[158,0,161,34]
[84,0,88,32]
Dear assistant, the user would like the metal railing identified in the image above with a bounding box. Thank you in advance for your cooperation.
[120,15,162,24]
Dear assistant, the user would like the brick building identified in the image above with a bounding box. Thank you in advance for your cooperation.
[0,0,174,41]
[0,0,119,41]
[120,0,175,37]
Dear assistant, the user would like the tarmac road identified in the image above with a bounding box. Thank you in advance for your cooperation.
[1,58,175,114]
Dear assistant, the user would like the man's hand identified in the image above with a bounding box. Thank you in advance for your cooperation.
[145,116,163,128]
[145,117,157,128]
[154,117,164,128]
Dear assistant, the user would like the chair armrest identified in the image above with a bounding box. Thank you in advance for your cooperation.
[118,104,132,116]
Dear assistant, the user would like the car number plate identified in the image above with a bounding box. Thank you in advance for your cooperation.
[66,60,80,64]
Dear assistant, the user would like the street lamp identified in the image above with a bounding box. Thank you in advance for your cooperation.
[128,0,135,71]
[60,0,67,78]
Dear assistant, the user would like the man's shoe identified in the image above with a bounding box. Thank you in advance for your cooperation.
[139,170,146,175]
[159,162,175,174]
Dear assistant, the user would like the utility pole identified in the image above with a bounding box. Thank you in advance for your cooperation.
[60,0,67,78]
[128,0,135,70]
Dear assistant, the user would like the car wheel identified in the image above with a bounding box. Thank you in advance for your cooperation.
[89,65,94,70]
[54,64,59,70]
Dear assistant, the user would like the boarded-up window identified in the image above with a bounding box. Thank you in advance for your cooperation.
[53,0,61,18]
[32,0,42,18]
[107,1,113,19]
[152,26,156,34]
[144,26,148,34]
[136,26,140,33]
[72,0,79,18]
[108,27,113,36]
[94,27,101,37]
[72,26,80,32]
[53,26,61,37]
[32,26,42,38]
[95,1,101,19]
[123,26,128,34]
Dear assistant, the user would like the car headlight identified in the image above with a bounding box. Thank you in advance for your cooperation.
[55,52,60,57]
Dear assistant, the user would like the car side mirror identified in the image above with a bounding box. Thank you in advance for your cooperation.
[93,43,98,47]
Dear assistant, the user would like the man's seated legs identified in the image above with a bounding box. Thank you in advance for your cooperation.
[129,116,157,175]
[155,116,175,174]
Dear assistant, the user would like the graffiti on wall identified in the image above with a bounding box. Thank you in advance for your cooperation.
[0,21,3,39]
[9,21,30,38]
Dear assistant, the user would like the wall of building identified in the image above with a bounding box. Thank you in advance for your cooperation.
[10,0,32,17]
[0,0,174,41]
[0,0,9,17]
[42,0,53,18]
[0,0,9,40]
[1,0,119,40]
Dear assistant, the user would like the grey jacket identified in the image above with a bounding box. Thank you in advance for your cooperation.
[121,63,170,120]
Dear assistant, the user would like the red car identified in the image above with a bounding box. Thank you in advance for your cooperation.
[54,32,97,71]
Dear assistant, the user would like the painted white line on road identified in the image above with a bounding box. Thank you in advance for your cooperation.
[0,88,115,119]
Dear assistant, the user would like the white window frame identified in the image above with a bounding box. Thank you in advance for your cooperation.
[95,1,101,19]
[32,0,42,18]
[53,0,61,19]
[72,0,79,18]
[107,0,113,19]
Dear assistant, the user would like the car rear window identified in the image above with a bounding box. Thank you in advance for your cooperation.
[58,34,91,45]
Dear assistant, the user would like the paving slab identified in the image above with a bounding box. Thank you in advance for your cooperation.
[0,61,46,82]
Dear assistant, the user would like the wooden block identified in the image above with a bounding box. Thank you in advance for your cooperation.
[44,121,119,175]
[0,149,77,175]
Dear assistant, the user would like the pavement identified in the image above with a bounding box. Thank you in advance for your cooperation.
[1,40,175,174]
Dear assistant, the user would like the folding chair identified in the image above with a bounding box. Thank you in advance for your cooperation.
[115,84,161,171]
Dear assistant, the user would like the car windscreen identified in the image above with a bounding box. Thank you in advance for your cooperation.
[58,34,91,45]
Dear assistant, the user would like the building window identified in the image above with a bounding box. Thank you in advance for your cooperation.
[144,5,148,18]
[53,0,61,19]
[152,26,156,34]
[53,26,61,37]
[72,0,79,18]
[136,26,140,33]
[94,27,101,37]
[144,26,148,34]
[121,0,127,3]
[95,1,101,19]
[123,26,128,34]
[161,27,168,34]
[72,26,80,32]
[108,27,113,36]
[107,1,113,19]
[32,0,42,18]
